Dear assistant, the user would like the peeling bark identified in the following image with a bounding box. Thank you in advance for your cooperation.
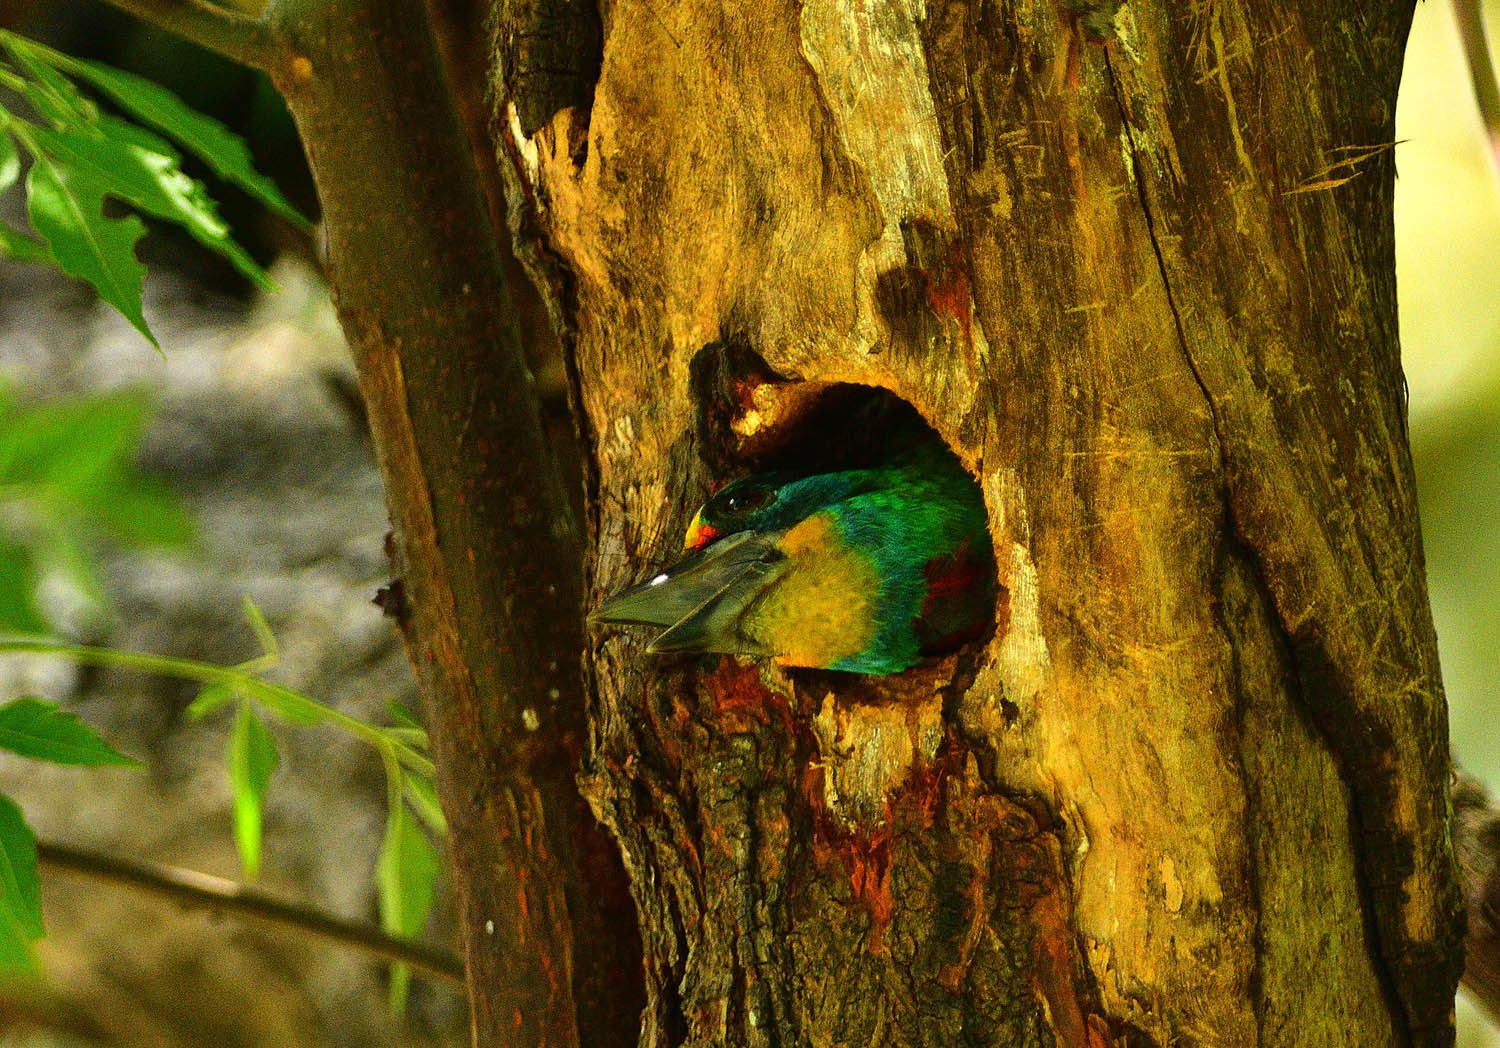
[493,0,1461,1045]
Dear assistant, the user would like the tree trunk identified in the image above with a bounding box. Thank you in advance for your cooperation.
[262,2,640,1043]
[492,1,1464,1045]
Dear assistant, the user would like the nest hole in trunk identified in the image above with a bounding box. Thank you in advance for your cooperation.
[682,341,1000,695]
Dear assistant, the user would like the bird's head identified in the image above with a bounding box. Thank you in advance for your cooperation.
[595,449,991,673]
[682,470,876,551]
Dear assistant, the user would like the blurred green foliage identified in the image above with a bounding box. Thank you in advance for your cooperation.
[1399,0,1500,783]
[0,698,140,974]
[1397,2,1500,1042]
[0,26,441,1005]
[0,388,440,1009]
[0,385,191,636]
[0,602,447,1011]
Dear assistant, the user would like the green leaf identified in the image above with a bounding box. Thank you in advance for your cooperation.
[227,704,278,879]
[0,390,151,492]
[403,772,447,836]
[57,56,310,230]
[388,702,422,732]
[0,389,192,559]
[0,698,139,766]
[186,682,235,721]
[387,958,411,1010]
[241,598,277,661]
[0,907,38,977]
[0,540,48,637]
[0,36,97,130]
[377,804,440,1013]
[24,152,153,347]
[385,726,428,750]
[0,794,43,942]
[241,684,322,728]
[386,704,429,754]
[0,224,51,265]
[77,474,193,547]
[0,129,19,195]
[27,121,272,291]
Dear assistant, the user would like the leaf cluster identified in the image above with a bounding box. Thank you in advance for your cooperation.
[0,389,439,1005]
[0,31,437,1012]
[0,385,192,637]
[0,599,445,1011]
[0,30,308,347]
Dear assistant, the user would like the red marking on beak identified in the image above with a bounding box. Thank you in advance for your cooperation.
[685,521,722,551]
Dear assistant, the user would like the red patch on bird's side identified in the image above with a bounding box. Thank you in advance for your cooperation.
[918,538,994,651]
[923,544,981,603]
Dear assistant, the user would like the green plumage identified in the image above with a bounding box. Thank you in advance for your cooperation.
[592,440,995,675]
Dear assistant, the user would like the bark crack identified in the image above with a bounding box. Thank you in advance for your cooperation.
[1103,48,1271,1046]
[1101,47,1422,1048]
[1101,51,1226,486]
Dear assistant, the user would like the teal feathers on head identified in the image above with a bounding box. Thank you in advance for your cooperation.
[591,438,996,675]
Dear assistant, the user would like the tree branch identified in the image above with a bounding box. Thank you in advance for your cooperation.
[94,0,278,72]
[37,840,465,986]
[259,0,644,1041]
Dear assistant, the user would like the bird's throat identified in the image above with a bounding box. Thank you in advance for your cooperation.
[746,513,880,669]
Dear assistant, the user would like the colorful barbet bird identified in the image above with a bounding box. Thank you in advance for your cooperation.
[591,444,996,674]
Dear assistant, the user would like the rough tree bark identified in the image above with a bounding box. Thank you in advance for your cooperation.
[491,1,1464,1045]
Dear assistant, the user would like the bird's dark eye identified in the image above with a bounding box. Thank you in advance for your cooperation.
[724,487,773,514]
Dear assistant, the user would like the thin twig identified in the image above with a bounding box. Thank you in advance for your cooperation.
[1454,0,1500,175]
[37,840,465,986]
[95,0,277,72]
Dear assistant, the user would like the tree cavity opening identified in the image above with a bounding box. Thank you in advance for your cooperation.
[681,340,999,678]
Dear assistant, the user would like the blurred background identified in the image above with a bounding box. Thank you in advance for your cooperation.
[1400,2,1500,1044]
[0,0,1495,1045]
[0,0,467,1043]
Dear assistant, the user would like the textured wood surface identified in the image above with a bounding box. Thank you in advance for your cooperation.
[493,0,1462,1044]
